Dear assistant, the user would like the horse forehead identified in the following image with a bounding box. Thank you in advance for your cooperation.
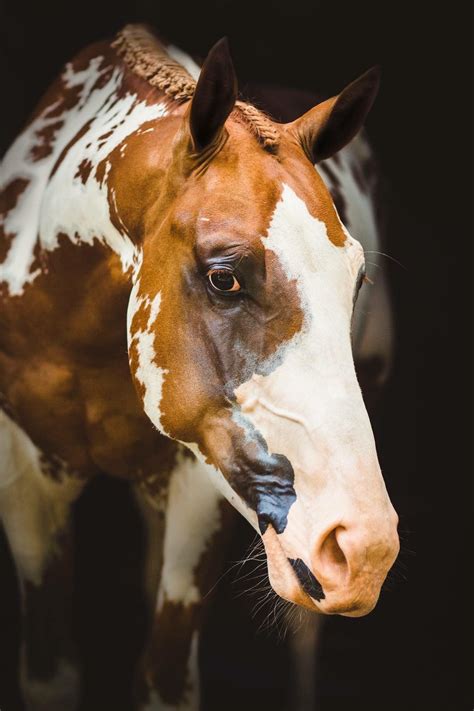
[190,178,350,281]
[263,183,351,271]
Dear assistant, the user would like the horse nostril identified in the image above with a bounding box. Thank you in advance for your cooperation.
[287,557,325,601]
[317,526,350,586]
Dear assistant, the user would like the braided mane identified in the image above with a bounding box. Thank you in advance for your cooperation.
[112,24,279,151]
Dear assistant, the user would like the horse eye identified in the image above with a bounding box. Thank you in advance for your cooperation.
[207,268,241,293]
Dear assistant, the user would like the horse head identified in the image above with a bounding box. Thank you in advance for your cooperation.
[126,38,399,616]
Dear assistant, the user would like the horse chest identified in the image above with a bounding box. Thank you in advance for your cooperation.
[0,352,178,493]
[79,360,178,487]
[0,266,176,488]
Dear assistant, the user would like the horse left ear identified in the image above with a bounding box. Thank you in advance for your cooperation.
[288,66,381,163]
[188,37,238,152]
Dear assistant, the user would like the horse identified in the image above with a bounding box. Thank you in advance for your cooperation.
[0,23,399,710]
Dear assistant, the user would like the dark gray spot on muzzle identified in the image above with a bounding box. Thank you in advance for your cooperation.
[225,415,297,535]
[288,557,325,601]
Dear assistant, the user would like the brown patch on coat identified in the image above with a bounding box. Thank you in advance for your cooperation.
[75,158,93,184]
[278,134,348,247]
[318,160,349,225]
[145,601,199,705]
[97,129,114,151]
[94,156,108,187]
[29,120,64,162]
[133,441,178,501]
[0,177,30,263]
[39,83,85,122]
[137,499,235,706]
[26,44,115,128]
[89,61,115,92]
[0,233,179,483]
[49,118,94,179]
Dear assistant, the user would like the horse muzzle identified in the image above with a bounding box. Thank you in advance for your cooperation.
[262,510,400,616]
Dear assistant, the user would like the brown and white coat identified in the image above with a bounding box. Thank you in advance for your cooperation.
[0,24,398,710]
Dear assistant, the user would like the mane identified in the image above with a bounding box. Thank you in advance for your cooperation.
[112,24,279,151]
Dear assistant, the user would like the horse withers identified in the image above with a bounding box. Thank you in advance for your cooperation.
[0,24,399,710]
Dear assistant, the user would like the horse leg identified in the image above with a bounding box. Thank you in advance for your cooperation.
[0,411,85,711]
[133,451,233,711]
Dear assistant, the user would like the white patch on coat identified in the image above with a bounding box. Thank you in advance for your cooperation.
[0,410,83,584]
[183,441,259,532]
[127,283,169,432]
[157,452,223,608]
[0,55,168,295]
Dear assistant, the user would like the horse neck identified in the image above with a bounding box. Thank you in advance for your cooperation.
[0,41,182,295]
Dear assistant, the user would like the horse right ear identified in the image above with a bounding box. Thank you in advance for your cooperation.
[287,67,381,163]
[188,37,238,152]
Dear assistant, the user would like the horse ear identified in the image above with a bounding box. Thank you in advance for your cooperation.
[189,37,238,152]
[288,67,381,163]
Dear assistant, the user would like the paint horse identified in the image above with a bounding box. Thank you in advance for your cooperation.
[0,24,399,711]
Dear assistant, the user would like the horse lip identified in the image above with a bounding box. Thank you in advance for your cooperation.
[287,557,325,601]
[261,525,320,612]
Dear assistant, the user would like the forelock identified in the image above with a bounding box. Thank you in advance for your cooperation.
[112,24,280,152]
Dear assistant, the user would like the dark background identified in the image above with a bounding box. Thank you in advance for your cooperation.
[0,1,472,710]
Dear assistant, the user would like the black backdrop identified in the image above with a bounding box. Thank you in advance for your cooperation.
[0,1,472,710]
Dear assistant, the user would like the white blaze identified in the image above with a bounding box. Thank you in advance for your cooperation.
[234,184,383,556]
[236,182,368,451]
